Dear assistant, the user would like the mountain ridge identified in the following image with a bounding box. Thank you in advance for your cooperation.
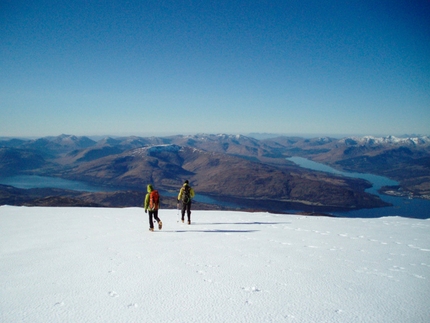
[1,133,429,210]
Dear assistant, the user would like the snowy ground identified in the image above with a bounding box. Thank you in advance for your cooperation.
[1,206,429,323]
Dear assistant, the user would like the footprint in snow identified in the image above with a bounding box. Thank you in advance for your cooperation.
[109,291,119,298]
[242,286,261,293]
[408,244,430,252]
[413,274,426,280]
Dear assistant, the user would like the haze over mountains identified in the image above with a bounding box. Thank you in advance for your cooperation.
[1,134,429,212]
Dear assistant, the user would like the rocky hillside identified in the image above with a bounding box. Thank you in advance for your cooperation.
[2,133,427,210]
[60,144,386,210]
[263,135,430,198]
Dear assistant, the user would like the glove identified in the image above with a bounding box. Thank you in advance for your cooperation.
[145,209,147,213]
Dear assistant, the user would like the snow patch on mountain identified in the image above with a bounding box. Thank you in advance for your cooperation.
[341,135,430,146]
[131,144,182,156]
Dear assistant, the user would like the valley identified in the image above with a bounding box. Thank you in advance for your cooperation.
[1,134,429,213]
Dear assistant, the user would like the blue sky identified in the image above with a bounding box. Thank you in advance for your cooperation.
[1,0,429,138]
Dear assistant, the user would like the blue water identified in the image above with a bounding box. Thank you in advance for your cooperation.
[157,189,242,208]
[0,175,117,192]
[0,175,242,208]
[287,157,430,219]
[2,167,429,218]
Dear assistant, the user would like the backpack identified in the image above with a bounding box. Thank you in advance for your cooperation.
[149,190,159,210]
[182,185,191,203]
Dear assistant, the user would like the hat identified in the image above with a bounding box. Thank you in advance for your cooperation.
[184,180,189,184]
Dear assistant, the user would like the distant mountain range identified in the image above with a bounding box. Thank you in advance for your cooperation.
[262,135,430,199]
[1,134,429,211]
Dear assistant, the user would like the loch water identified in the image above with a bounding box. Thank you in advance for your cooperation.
[0,175,240,208]
[287,157,430,219]
[0,175,119,192]
[2,165,429,219]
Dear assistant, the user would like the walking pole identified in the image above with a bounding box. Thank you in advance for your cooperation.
[176,201,180,223]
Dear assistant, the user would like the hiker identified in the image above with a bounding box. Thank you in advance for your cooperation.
[144,184,162,231]
[177,180,195,224]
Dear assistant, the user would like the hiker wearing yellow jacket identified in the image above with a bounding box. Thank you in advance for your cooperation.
[177,180,195,224]
[144,184,162,231]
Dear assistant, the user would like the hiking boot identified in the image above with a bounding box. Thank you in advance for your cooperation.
[188,220,191,225]
[149,228,154,232]
[181,218,184,223]
[158,221,163,230]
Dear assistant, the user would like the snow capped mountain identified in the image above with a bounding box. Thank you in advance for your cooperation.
[45,134,96,147]
[216,133,247,140]
[315,136,335,143]
[184,133,258,143]
[2,133,429,210]
[341,135,430,146]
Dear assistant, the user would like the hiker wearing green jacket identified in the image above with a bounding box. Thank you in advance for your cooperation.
[177,180,195,224]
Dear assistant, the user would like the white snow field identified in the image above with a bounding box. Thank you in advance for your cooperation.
[1,206,429,323]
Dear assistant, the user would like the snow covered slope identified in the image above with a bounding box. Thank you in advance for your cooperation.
[341,135,430,146]
[1,206,429,322]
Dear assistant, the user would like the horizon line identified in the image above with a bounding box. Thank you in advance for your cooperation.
[1,132,429,141]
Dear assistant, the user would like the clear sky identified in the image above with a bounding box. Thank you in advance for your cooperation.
[1,0,429,138]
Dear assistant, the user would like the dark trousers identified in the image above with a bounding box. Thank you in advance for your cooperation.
[148,210,161,229]
[181,201,191,221]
